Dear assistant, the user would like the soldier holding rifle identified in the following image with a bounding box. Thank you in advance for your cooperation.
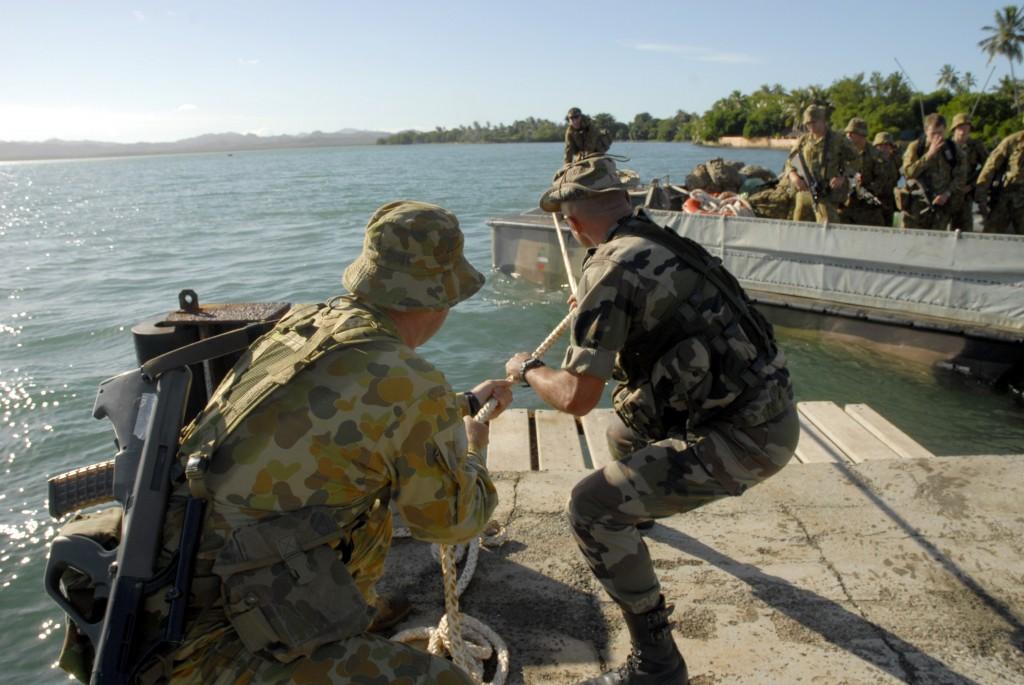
[784,105,860,224]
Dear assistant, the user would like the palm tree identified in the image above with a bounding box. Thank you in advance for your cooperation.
[937,64,960,92]
[961,71,978,94]
[979,5,1024,114]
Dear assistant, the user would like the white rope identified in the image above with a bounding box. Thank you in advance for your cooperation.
[391,213,576,681]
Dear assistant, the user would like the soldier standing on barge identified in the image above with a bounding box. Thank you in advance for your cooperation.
[974,127,1024,234]
[505,157,798,685]
[565,107,613,164]
[900,113,966,230]
[783,105,860,224]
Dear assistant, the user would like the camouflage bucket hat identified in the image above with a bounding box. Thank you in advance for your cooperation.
[951,112,971,130]
[566,106,582,120]
[802,105,827,125]
[342,201,485,311]
[873,131,895,146]
[844,117,868,136]
[539,156,625,212]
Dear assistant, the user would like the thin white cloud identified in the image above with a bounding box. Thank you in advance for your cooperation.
[628,42,759,65]
[237,58,260,66]
[177,104,198,112]
[133,10,146,22]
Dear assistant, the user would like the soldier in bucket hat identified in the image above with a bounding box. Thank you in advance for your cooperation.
[872,131,902,226]
[784,104,860,223]
[948,113,988,231]
[508,157,797,685]
[839,117,889,226]
[154,200,512,684]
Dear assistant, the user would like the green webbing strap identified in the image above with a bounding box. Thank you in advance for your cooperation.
[617,220,773,349]
[180,305,384,500]
[141,323,266,380]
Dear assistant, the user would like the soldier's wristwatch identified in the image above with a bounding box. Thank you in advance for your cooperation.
[520,357,546,387]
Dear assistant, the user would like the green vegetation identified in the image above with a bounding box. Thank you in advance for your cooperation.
[376,71,1024,149]
[379,7,1024,149]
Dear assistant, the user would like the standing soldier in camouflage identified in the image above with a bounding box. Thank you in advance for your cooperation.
[900,113,966,230]
[783,105,860,223]
[159,201,512,685]
[949,113,988,231]
[975,128,1024,234]
[839,118,888,226]
[505,157,798,685]
[565,107,613,163]
[872,132,902,227]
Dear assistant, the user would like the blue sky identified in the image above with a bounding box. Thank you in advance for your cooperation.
[0,1,1017,142]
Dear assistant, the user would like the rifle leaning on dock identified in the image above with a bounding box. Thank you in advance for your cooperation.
[45,324,262,685]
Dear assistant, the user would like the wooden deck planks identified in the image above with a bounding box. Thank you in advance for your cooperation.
[844,403,935,460]
[580,409,617,469]
[798,401,902,463]
[486,409,533,472]
[794,413,847,464]
[535,409,586,470]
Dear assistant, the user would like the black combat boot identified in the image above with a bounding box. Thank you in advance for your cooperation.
[579,596,688,685]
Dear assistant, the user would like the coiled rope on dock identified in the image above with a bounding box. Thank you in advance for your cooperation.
[391,214,577,684]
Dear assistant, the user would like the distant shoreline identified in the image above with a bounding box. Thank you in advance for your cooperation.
[702,136,797,150]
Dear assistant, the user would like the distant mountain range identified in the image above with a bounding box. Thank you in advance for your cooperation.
[0,129,391,161]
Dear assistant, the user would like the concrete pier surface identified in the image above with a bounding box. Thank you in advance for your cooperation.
[381,455,1024,684]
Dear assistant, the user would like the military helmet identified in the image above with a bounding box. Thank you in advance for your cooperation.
[873,131,895,146]
[844,117,868,137]
[802,105,827,125]
[566,106,583,121]
[540,156,626,212]
[951,112,972,130]
[342,200,485,311]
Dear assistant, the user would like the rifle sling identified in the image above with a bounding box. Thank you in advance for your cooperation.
[142,323,266,380]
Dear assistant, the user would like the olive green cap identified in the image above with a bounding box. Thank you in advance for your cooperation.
[951,112,972,130]
[342,200,484,311]
[802,105,827,125]
[539,156,626,212]
[844,117,868,136]
[873,131,895,146]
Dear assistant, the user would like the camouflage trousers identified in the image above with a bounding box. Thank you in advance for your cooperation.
[567,407,799,614]
[792,191,839,224]
[982,190,1024,234]
[168,630,473,685]
[949,193,976,232]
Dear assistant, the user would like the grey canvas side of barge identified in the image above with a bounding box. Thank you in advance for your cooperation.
[487,209,1024,384]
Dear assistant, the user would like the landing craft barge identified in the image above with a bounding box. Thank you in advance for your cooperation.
[487,208,1024,393]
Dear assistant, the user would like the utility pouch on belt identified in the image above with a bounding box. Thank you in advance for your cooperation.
[213,507,373,663]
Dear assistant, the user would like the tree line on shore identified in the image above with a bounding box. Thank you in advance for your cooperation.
[376,70,1023,149]
[378,6,1024,149]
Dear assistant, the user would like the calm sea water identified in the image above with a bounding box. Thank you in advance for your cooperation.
[2,142,1022,682]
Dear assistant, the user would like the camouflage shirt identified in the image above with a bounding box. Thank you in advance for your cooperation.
[564,116,612,163]
[190,297,497,609]
[562,210,792,445]
[784,130,860,203]
[852,143,890,204]
[957,137,989,191]
[902,138,967,198]
[874,149,902,201]
[976,130,1024,193]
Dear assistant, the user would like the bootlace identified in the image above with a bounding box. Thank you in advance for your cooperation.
[615,649,644,675]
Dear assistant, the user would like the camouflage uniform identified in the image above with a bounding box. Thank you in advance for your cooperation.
[539,159,796,619]
[564,108,612,164]
[900,136,967,230]
[975,130,1024,235]
[839,119,887,227]
[562,210,797,613]
[784,106,860,224]
[872,132,901,227]
[162,201,494,685]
